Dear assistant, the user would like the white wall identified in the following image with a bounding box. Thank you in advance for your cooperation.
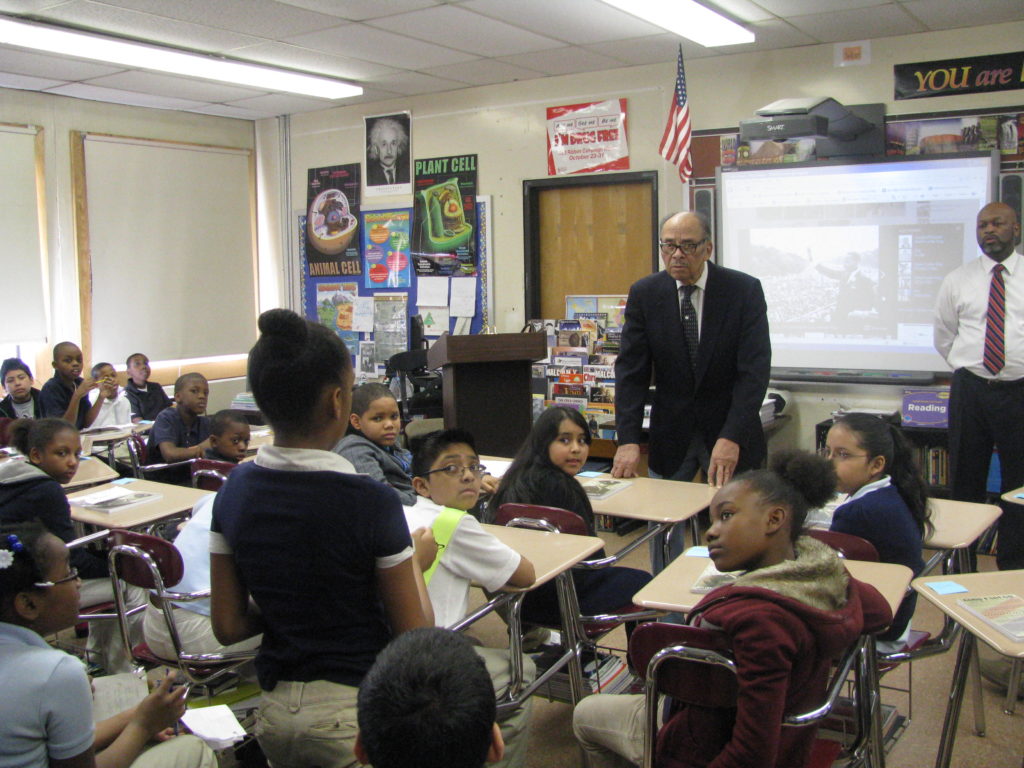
[264,19,1024,449]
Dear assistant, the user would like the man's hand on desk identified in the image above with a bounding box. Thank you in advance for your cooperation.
[611,443,640,478]
[708,438,739,487]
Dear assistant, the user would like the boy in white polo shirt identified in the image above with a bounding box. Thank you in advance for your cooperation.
[407,428,536,768]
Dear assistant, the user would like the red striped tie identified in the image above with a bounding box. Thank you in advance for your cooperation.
[983,264,1006,375]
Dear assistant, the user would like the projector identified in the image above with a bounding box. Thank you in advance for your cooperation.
[739,114,829,141]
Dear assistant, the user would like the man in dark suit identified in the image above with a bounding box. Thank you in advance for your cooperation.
[366,116,410,186]
[612,211,771,570]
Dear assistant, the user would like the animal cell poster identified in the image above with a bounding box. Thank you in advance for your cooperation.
[411,153,478,277]
[361,208,412,289]
[306,164,362,278]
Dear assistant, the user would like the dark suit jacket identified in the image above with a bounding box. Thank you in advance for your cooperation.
[366,158,410,186]
[614,263,771,477]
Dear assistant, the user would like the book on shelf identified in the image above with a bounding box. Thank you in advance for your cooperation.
[71,486,162,513]
[690,560,740,594]
[553,396,587,412]
[956,594,1024,642]
[579,477,631,500]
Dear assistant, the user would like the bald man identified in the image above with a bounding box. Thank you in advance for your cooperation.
[613,211,770,574]
[935,201,1024,570]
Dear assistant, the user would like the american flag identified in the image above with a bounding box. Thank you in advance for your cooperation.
[659,45,693,183]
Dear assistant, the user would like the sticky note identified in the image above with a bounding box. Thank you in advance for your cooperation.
[577,471,603,478]
[926,581,968,595]
[112,477,137,485]
[685,546,710,557]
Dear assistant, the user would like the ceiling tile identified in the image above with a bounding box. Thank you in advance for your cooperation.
[45,81,207,110]
[0,47,123,80]
[226,41,399,80]
[83,70,268,101]
[91,0,345,38]
[34,0,265,52]
[368,5,562,57]
[787,4,925,43]
[275,0,441,22]
[190,102,275,120]
[899,0,1024,30]
[497,46,627,77]
[422,57,544,86]
[752,0,887,15]
[0,0,74,11]
[463,0,664,44]
[285,23,478,68]
[725,18,817,51]
[581,34,719,66]
[224,91,343,116]
[363,70,467,96]
[0,71,66,90]
[703,0,777,23]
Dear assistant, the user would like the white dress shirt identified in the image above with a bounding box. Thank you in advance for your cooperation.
[934,251,1024,380]
[675,263,710,339]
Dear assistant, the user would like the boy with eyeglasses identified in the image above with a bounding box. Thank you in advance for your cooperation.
[407,428,536,768]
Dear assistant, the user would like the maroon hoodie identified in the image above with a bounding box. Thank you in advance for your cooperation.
[656,537,892,768]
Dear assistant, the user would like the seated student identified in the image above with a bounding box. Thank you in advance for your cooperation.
[408,428,536,768]
[146,373,211,464]
[0,358,42,419]
[38,342,101,429]
[88,362,133,428]
[355,627,507,768]
[142,495,261,663]
[335,382,418,504]
[0,419,144,673]
[572,450,892,768]
[204,410,251,463]
[489,406,652,631]
[0,522,217,768]
[124,353,172,422]
[824,412,931,653]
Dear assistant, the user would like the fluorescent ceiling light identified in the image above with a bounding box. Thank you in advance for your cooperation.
[599,0,754,47]
[0,16,362,99]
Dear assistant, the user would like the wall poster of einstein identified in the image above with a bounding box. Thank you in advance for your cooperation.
[364,112,412,197]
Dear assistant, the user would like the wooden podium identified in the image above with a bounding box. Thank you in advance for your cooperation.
[427,332,547,457]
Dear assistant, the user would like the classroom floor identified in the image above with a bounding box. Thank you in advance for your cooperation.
[462,527,1023,768]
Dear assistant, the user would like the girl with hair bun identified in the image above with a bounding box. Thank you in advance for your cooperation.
[574,449,893,768]
[209,309,432,768]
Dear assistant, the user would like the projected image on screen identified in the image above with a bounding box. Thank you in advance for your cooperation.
[718,154,995,375]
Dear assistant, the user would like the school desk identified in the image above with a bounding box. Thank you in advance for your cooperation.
[453,524,605,710]
[81,422,150,467]
[633,553,913,768]
[246,427,273,455]
[68,478,211,530]
[62,455,119,490]
[913,570,1024,768]
[924,498,1002,574]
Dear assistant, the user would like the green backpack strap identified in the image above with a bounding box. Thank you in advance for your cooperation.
[423,506,466,585]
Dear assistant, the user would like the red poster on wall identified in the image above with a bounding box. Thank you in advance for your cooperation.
[546,99,629,175]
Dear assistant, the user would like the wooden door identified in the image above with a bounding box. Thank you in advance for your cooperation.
[524,172,658,319]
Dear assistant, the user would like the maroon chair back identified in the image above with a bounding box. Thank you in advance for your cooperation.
[495,503,589,536]
[807,530,879,562]
[109,529,185,589]
[191,458,237,491]
[629,622,739,709]
[128,432,149,466]
[0,417,13,447]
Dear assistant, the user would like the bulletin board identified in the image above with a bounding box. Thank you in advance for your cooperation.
[300,196,494,373]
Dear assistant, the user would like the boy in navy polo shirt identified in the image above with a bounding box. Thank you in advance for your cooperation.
[124,352,172,421]
[38,342,101,429]
[146,373,212,463]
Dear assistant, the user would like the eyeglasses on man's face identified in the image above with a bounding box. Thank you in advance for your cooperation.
[425,463,488,478]
[34,566,80,588]
[659,238,707,256]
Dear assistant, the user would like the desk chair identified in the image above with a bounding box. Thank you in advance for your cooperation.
[495,503,661,677]
[121,433,195,487]
[630,622,875,768]
[108,529,256,692]
[190,458,237,491]
[384,349,442,422]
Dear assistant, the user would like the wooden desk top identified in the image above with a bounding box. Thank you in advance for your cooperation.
[68,479,211,529]
[591,476,716,524]
[633,555,912,618]
[247,428,273,454]
[483,524,604,591]
[81,423,149,444]
[62,456,119,491]
[926,498,1002,550]
[914,570,1024,658]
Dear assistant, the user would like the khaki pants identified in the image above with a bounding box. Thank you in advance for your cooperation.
[476,646,535,768]
[256,679,360,768]
[129,734,217,768]
[573,693,652,768]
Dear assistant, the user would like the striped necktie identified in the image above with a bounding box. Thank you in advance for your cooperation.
[680,284,698,371]
[983,264,1006,375]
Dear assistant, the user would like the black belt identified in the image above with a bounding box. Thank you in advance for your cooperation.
[959,368,1024,388]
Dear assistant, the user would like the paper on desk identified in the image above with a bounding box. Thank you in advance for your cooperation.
[181,705,247,750]
[927,581,969,595]
[92,671,148,723]
[450,278,476,317]
[417,276,448,307]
